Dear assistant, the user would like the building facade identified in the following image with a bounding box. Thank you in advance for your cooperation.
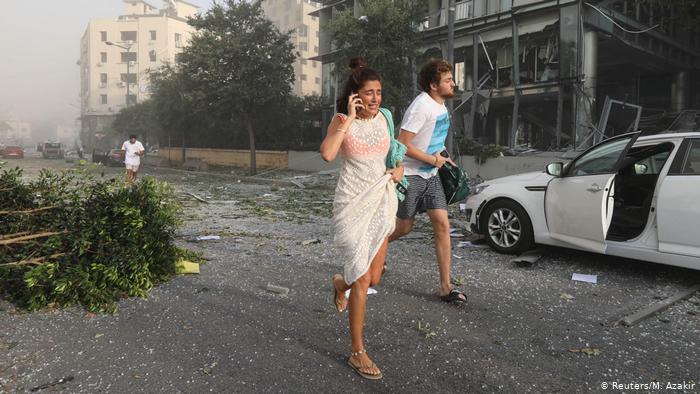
[0,119,32,146]
[262,0,322,96]
[316,0,700,152]
[79,0,198,150]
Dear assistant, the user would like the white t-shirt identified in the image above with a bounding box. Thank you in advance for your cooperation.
[400,92,450,178]
[122,140,145,165]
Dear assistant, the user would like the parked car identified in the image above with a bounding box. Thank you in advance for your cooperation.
[464,132,700,271]
[2,145,24,159]
[41,142,64,159]
[107,149,125,166]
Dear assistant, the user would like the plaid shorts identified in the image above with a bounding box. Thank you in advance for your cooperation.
[397,175,448,219]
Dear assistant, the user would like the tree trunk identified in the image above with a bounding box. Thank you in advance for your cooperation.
[247,118,256,175]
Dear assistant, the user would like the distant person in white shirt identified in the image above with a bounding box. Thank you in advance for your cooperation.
[121,134,145,184]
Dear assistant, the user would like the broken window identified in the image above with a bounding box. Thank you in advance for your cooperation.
[121,31,137,42]
[120,73,137,84]
[121,52,137,63]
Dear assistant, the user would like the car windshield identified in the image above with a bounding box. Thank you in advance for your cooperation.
[45,143,61,148]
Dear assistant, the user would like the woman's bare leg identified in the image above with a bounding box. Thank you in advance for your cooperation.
[347,237,389,376]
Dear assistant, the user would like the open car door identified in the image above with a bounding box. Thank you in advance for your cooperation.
[545,133,639,253]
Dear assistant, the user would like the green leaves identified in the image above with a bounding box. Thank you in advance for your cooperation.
[328,0,428,116]
[0,169,187,313]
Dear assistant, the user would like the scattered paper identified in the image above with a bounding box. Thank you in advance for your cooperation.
[301,238,321,246]
[176,260,200,274]
[344,287,378,298]
[452,254,463,259]
[560,293,574,300]
[459,203,466,211]
[196,235,221,241]
[266,283,289,295]
[572,273,597,284]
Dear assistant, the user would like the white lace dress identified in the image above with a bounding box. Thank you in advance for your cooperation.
[332,113,398,285]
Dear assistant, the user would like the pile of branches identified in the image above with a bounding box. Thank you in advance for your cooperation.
[0,167,186,313]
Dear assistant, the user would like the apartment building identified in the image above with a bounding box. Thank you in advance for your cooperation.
[316,0,700,151]
[79,0,198,149]
[262,0,322,96]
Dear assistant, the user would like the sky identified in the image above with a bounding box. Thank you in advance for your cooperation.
[0,0,213,134]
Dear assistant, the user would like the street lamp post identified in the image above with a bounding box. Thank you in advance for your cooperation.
[105,41,134,107]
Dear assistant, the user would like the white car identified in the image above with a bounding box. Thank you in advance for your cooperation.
[464,132,700,270]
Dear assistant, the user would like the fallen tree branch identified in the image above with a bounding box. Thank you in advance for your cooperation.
[0,253,65,267]
[0,231,66,246]
[183,192,208,203]
[0,231,31,240]
[0,206,58,215]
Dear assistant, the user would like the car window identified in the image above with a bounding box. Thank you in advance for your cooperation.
[567,136,635,176]
[683,140,700,174]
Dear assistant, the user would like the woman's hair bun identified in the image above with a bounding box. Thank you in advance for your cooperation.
[349,57,367,71]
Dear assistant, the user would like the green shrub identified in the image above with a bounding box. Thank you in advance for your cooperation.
[0,167,187,313]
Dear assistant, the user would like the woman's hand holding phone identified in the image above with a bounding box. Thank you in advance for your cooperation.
[347,93,365,118]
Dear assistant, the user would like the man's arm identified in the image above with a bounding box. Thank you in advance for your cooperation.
[398,130,449,168]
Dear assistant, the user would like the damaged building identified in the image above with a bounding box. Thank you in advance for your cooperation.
[315,0,700,152]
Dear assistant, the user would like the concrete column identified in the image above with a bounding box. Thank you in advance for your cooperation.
[671,71,689,112]
[576,29,598,149]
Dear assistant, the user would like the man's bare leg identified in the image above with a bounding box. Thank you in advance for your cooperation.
[389,218,414,242]
[426,208,452,296]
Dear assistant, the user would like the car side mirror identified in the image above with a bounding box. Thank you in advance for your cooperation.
[546,162,564,177]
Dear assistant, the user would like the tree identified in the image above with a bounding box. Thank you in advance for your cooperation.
[177,0,296,174]
[110,100,162,148]
[327,0,427,119]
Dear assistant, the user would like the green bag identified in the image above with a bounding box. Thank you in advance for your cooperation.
[438,159,470,205]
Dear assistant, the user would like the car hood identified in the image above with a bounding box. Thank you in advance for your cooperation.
[482,171,552,186]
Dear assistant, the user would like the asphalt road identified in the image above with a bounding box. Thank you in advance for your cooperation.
[1,157,699,393]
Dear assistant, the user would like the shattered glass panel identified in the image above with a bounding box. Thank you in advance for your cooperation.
[559,4,579,79]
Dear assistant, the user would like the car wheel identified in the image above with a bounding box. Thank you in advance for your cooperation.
[481,199,534,255]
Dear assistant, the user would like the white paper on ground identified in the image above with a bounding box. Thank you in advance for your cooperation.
[196,235,221,241]
[571,273,597,284]
[345,287,378,298]
[459,203,466,211]
[452,254,463,259]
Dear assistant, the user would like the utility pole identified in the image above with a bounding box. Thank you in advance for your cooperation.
[446,0,455,155]
[106,41,134,107]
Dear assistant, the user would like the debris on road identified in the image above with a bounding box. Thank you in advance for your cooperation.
[560,293,575,301]
[618,284,700,326]
[568,347,601,356]
[572,273,598,284]
[196,235,221,241]
[510,249,542,266]
[344,287,378,298]
[176,260,200,274]
[30,376,74,392]
[457,241,489,249]
[266,283,290,295]
[416,320,437,338]
[301,238,321,246]
[183,192,208,203]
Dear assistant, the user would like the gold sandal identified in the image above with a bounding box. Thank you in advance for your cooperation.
[347,349,383,380]
[332,274,347,313]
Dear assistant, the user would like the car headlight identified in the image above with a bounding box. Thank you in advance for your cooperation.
[472,184,490,195]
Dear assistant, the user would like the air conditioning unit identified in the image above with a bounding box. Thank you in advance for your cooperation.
[96,62,103,67]
[99,82,107,88]
[119,82,127,88]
